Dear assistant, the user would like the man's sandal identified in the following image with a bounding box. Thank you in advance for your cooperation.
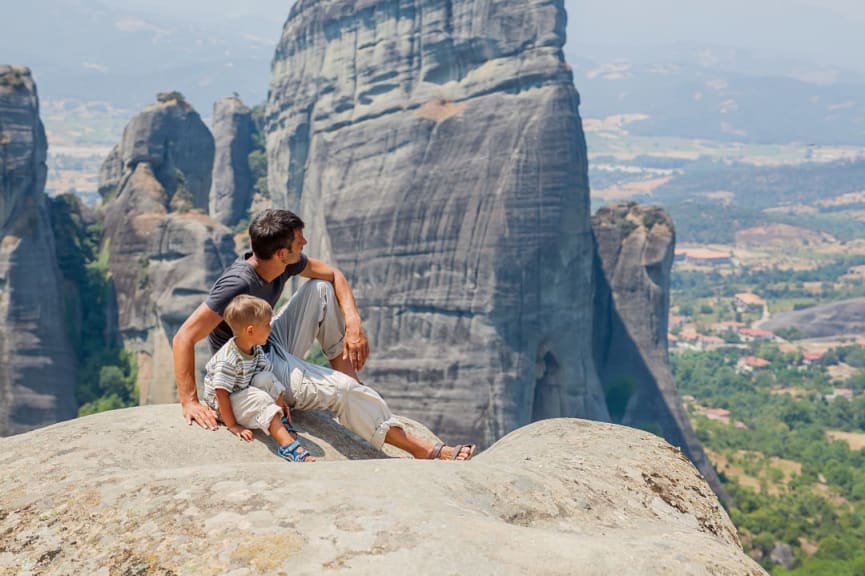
[427,441,476,461]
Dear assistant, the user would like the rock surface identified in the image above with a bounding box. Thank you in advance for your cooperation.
[267,0,604,446]
[0,65,77,436]
[0,406,766,575]
[209,96,257,227]
[98,99,237,403]
[592,202,726,503]
[760,296,865,339]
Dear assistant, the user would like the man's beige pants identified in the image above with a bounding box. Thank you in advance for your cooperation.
[266,279,402,449]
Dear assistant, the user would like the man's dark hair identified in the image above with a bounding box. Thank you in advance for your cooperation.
[249,209,305,259]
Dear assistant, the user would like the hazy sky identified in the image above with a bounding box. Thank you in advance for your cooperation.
[110,0,865,69]
[565,0,865,74]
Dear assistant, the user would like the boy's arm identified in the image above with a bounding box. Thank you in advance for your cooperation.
[173,303,224,429]
[215,389,253,441]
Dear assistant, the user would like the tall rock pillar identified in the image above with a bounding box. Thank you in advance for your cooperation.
[592,203,727,503]
[267,0,606,445]
[0,66,77,436]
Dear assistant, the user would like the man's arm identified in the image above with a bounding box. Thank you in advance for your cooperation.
[172,303,224,429]
[300,257,369,370]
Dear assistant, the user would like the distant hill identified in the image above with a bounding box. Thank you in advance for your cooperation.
[569,47,865,146]
[761,297,865,339]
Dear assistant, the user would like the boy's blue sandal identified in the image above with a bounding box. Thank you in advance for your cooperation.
[281,416,298,435]
[278,440,312,462]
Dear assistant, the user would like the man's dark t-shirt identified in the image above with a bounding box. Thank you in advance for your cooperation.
[205,252,308,353]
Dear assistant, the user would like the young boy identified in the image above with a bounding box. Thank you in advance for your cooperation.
[203,294,314,462]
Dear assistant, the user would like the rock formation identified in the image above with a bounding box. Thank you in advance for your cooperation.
[0,65,77,436]
[0,407,766,575]
[97,97,237,404]
[266,0,604,446]
[760,296,865,339]
[209,96,258,227]
[592,202,726,503]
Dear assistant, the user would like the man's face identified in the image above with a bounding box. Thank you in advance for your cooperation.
[280,229,307,265]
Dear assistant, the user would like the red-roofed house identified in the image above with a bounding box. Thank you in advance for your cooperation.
[739,328,774,342]
[737,356,771,372]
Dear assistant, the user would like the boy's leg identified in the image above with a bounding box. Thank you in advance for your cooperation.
[269,279,346,362]
[250,371,286,401]
[229,387,284,434]
[268,413,314,462]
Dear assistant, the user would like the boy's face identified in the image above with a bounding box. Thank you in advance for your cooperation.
[247,318,272,347]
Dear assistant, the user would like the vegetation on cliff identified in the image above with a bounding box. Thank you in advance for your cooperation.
[670,251,865,574]
[50,194,139,415]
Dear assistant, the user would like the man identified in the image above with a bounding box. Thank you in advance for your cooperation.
[172,208,475,460]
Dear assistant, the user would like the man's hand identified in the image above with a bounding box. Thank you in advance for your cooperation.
[227,424,253,441]
[182,400,219,430]
[343,323,369,371]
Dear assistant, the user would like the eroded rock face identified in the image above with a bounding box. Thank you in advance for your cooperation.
[98,100,237,403]
[209,96,257,227]
[592,202,726,503]
[0,66,77,436]
[267,0,604,446]
[0,407,766,575]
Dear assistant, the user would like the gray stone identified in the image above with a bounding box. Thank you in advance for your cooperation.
[0,406,766,575]
[770,541,795,570]
[112,98,215,212]
[759,296,865,339]
[266,0,604,447]
[209,96,257,227]
[592,202,727,503]
[98,99,237,404]
[0,65,77,436]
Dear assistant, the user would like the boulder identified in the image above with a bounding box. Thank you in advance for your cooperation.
[0,406,766,575]
[266,0,604,447]
[592,202,726,503]
[0,65,77,436]
[98,98,237,403]
[209,96,257,227]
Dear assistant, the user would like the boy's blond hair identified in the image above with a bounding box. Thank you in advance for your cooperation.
[223,295,273,333]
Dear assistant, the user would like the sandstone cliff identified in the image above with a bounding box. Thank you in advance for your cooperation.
[98,98,237,404]
[592,202,727,503]
[0,65,77,436]
[267,0,604,446]
[0,406,766,575]
[209,96,258,227]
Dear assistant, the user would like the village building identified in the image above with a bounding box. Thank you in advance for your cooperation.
[734,292,766,312]
[824,388,854,402]
[801,351,824,365]
[739,327,774,342]
[736,355,771,372]
[675,248,733,266]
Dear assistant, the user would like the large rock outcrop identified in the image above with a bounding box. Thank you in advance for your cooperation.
[592,202,726,503]
[267,0,604,446]
[0,406,766,575]
[0,66,77,436]
[209,96,258,227]
[98,98,237,404]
